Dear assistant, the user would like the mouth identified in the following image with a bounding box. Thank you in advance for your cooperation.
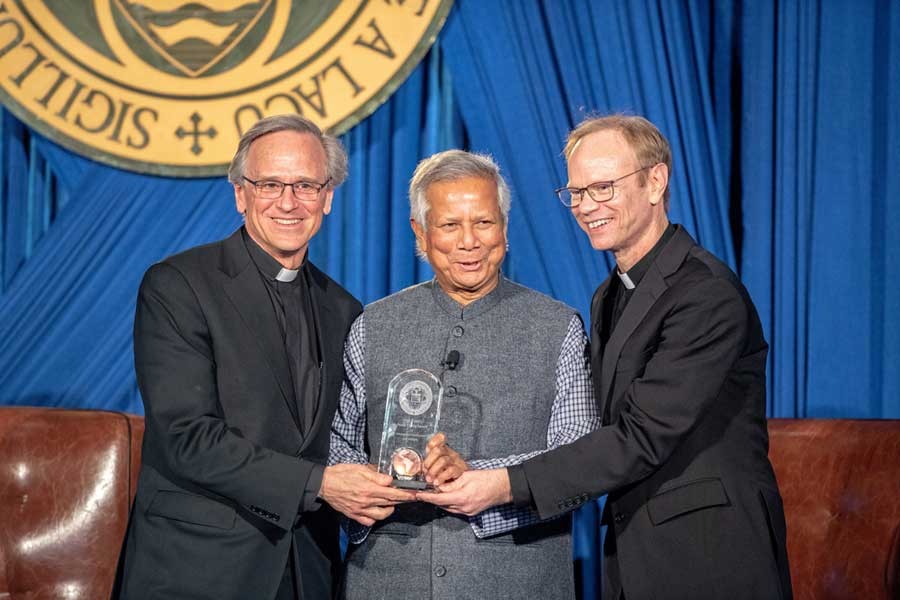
[455,259,484,271]
[586,217,612,230]
[272,217,303,225]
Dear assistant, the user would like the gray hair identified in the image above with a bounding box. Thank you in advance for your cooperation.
[409,150,511,230]
[227,114,348,187]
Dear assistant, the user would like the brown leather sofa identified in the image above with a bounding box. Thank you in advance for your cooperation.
[0,409,897,599]
[0,407,143,600]
[768,418,900,599]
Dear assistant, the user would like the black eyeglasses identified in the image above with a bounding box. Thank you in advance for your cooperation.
[555,165,655,207]
[242,176,331,201]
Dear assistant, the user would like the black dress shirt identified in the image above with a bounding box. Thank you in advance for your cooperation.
[242,229,324,510]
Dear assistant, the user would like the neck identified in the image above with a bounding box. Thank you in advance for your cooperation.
[275,251,306,270]
[614,217,669,272]
[445,273,500,307]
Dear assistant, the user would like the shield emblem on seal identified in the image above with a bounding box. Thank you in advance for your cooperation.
[112,0,273,77]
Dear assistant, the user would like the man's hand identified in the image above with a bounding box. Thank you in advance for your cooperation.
[319,463,416,526]
[417,468,511,516]
[423,432,467,486]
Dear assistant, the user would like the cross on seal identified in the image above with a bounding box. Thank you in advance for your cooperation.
[175,112,218,155]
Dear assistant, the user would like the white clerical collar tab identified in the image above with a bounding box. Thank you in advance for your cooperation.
[617,271,636,290]
[276,268,299,282]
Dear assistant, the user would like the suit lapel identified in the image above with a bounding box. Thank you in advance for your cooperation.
[599,265,667,412]
[298,264,333,453]
[219,231,300,428]
[598,226,696,419]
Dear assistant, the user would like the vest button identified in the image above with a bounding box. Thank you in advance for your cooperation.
[446,385,457,397]
[433,565,447,577]
[452,325,464,337]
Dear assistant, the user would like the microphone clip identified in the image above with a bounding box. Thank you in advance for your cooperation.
[441,350,460,371]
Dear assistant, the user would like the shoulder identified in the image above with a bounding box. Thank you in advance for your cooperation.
[307,262,363,315]
[501,279,577,320]
[674,246,753,309]
[365,280,433,313]
[161,237,228,272]
[662,244,764,347]
[139,237,228,298]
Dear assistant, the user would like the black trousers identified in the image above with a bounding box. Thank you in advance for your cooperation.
[274,541,300,600]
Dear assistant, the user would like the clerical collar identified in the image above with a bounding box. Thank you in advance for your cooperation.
[276,268,299,282]
[617,223,676,290]
[241,227,307,283]
[617,271,636,290]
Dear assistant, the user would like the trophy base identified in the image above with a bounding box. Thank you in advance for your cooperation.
[391,479,431,490]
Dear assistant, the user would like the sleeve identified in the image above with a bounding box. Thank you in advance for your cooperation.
[328,314,369,466]
[135,263,311,533]
[299,464,325,512]
[326,314,372,544]
[468,314,601,537]
[508,464,533,508]
[522,277,753,520]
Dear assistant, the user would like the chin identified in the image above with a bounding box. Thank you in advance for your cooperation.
[587,233,614,251]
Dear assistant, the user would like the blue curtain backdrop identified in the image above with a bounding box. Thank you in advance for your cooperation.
[2,2,898,598]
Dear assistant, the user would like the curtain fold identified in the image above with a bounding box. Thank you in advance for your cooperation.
[739,0,900,418]
[0,150,234,410]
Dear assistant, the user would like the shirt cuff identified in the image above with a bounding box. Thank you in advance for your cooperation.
[301,463,325,513]
[507,464,534,509]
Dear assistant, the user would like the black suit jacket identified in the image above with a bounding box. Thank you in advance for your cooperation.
[115,229,361,600]
[519,226,792,600]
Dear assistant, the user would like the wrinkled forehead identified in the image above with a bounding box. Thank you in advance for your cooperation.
[426,177,500,212]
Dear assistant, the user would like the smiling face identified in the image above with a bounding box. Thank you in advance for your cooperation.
[567,129,669,271]
[412,176,507,306]
[234,130,333,268]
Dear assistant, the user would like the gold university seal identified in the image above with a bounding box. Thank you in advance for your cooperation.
[0,0,452,176]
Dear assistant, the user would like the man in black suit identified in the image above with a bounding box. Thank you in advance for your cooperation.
[419,115,792,599]
[115,115,415,600]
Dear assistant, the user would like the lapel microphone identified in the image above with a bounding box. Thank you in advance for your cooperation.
[439,349,460,385]
[442,350,460,371]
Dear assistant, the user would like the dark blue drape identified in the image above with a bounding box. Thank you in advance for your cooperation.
[2,2,899,598]
[740,0,900,418]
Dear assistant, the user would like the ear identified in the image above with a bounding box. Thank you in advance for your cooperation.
[234,183,247,215]
[647,163,669,206]
[410,218,428,255]
[322,188,334,215]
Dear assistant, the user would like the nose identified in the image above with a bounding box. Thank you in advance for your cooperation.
[457,223,478,249]
[275,189,304,213]
[574,191,600,216]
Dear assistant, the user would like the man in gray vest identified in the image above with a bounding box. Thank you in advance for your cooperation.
[328,150,601,599]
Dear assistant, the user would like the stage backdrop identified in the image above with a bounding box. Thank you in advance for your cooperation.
[2,2,898,599]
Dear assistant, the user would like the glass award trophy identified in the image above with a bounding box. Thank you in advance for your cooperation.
[377,369,443,489]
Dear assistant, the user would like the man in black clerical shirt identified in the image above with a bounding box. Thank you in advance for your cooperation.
[114,115,415,600]
[419,114,793,600]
